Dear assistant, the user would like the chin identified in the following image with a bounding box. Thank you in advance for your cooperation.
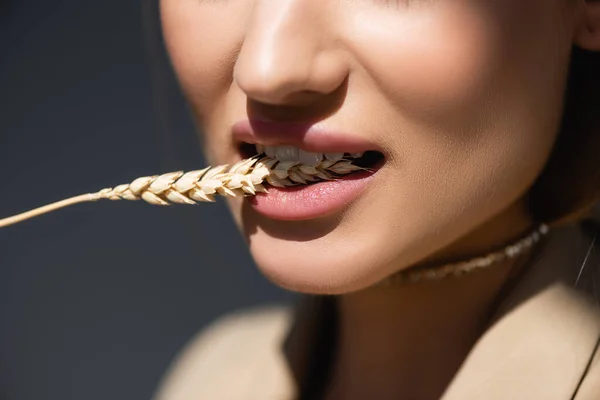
[235,200,407,294]
[248,231,387,294]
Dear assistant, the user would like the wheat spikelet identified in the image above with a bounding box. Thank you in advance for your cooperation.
[0,155,365,228]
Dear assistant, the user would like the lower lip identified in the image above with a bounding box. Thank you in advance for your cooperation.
[249,170,375,221]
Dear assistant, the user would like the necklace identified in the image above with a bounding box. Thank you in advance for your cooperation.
[379,224,550,285]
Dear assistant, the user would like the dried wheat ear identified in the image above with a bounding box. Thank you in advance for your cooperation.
[0,155,365,228]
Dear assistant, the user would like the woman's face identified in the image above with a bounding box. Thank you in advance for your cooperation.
[161,0,579,293]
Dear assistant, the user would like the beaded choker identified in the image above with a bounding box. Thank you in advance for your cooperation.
[380,224,549,285]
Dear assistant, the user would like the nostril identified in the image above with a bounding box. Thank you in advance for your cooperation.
[234,61,296,105]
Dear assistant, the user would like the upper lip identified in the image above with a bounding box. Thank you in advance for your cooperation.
[232,119,382,154]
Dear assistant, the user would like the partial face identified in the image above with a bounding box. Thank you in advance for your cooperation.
[161,0,578,293]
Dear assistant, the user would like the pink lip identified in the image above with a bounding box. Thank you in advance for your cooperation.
[233,119,383,221]
[249,170,375,221]
[232,119,381,154]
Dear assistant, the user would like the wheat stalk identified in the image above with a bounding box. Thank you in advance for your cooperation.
[0,155,364,228]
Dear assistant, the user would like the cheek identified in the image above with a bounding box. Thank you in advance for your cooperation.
[160,1,247,120]
[332,2,568,274]
[347,2,568,199]
[160,1,251,164]
[349,1,570,130]
[349,6,498,119]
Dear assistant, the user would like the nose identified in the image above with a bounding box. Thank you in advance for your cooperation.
[233,0,348,105]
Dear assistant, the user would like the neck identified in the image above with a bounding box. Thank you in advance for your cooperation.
[325,203,537,400]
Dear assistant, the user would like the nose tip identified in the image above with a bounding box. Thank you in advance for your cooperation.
[233,53,310,104]
[234,53,347,104]
[233,4,347,105]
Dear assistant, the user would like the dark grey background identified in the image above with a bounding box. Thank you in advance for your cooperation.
[0,1,293,399]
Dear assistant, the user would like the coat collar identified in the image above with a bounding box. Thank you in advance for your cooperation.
[282,222,600,399]
[441,222,600,400]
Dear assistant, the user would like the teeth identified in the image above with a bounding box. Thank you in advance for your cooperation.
[260,145,354,166]
[350,152,364,158]
[324,152,344,162]
[275,145,299,162]
[265,146,277,158]
[298,149,323,166]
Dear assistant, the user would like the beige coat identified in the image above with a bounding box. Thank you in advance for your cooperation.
[155,222,600,399]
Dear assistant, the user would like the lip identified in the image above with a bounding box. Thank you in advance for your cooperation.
[232,118,384,221]
[249,169,376,221]
[232,119,382,154]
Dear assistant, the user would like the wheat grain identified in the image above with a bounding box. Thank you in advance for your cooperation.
[0,155,365,228]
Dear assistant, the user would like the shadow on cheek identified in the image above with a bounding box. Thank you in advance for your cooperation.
[240,200,343,243]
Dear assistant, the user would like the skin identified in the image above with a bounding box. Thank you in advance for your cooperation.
[161,0,600,398]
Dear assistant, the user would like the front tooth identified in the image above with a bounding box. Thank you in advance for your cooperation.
[325,152,344,162]
[265,146,277,158]
[275,145,299,162]
[298,149,323,166]
[350,152,364,158]
[255,144,265,154]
